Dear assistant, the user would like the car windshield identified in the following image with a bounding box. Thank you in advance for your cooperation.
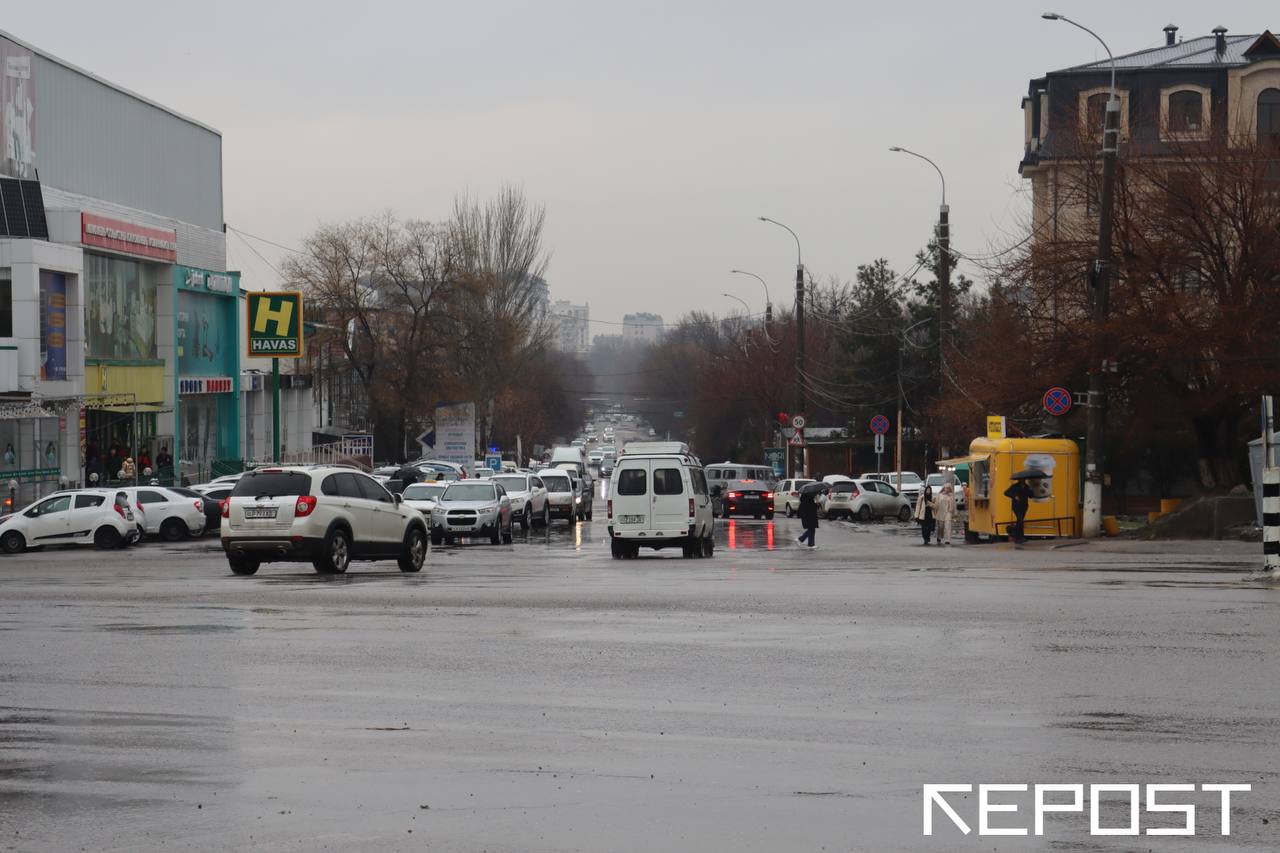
[403,484,446,501]
[542,475,571,493]
[231,471,312,498]
[443,484,497,502]
[493,476,528,492]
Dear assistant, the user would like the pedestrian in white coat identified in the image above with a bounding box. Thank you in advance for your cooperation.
[932,483,957,545]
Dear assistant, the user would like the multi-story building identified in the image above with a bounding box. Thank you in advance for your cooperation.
[0,29,243,500]
[622,312,664,343]
[1020,24,1280,242]
[551,299,590,354]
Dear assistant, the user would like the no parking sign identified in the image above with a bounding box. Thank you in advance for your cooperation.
[1043,387,1073,417]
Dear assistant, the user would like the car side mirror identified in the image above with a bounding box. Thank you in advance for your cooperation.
[393,493,403,505]
[24,508,39,518]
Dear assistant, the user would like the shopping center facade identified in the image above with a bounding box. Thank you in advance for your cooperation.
[0,28,241,503]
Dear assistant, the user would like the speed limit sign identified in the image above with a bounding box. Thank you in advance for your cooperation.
[791,414,806,429]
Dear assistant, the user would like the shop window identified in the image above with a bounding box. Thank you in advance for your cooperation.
[1258,88,1280,147]
[1168,90,1204,132]
[0,270,11,336]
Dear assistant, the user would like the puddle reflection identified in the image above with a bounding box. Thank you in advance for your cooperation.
[722,519,777,550]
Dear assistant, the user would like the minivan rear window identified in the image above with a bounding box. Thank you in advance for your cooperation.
[617,469,647,496]
[653,468,683,495]
[231,471,312,498]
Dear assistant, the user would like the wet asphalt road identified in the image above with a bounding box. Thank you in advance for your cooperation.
[1,506,1278,852]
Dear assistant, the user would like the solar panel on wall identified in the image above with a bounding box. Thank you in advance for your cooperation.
[0,178,49,239]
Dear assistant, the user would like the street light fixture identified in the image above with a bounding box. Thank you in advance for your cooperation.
[889,146,951,418]
[729,269,772,325]
[1042,11,1120,539]
[759,216,806,477]
[721,292,752,315]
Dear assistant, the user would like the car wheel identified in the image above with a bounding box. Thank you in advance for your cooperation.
[858,504,872,522]
[490,525,501,545]
[314,528,351,574]
[898,505,912,522]
[519,509,530,531]
[430,529,443,546]
[610,538,622,559]
[398,527,426,573]
[541,505,550,527]
[765,512,774,520]
[228,555,260,576]
[94,526,121,549]
[1,530,26,555]
[785,504,794,518]
[160,518,186,542]
[682,540,696,559]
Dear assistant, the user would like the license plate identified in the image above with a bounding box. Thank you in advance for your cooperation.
[243,506,278,519]
[619,514,645,524]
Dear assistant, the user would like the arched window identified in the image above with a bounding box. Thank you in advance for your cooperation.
[1168,90,1203,132]
[1259,88,1280,148]
[1086,93,1109,136]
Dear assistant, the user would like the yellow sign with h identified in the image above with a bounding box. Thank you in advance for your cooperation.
[246,291,304,358]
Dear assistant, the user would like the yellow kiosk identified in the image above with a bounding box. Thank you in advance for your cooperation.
[940,435,1082,541]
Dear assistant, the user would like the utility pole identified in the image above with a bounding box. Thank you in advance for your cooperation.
[937,203,950,397]
[794,260,805,477]
[1082,93,1119,538]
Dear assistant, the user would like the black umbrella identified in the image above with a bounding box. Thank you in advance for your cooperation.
[800,481,828,494]
[1011,468,1048,480]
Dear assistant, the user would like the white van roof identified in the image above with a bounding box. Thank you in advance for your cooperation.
[622,441,690,455]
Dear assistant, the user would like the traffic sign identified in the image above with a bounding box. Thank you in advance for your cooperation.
[869,414,890,435]
[246,291,304,358]
[1043,386,1073,417]
[791,414,806,429]
[789,430,805,447]
[873,433,885,454]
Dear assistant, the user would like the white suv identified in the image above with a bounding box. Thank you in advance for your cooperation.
[220,466,428,575]
[0,489,139,554]
[608,445,714,559]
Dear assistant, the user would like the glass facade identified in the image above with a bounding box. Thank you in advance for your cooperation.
[85,254,157,359]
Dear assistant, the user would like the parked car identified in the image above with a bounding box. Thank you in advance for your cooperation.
[776,478,816,517]
[882,471,924,503]
[820,478,912,522]
[491,473,549,529]
[220,466,428,575]
[429,481,513,545]
[401,482,448,518]
[168,485,222,533]
[0,489,140,554]
[608,443,714,558]
[537,469,578,524]
[118,486,207,540]
[719,479,775,519]
[925,473,966,510]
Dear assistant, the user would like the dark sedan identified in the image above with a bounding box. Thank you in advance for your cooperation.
[169,486,221,535]
[720,479,775,520]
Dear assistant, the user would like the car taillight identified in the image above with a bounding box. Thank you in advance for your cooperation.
[295,495,318,517]
[220,498,230,518]
[114,503,126,518]
[790,490,799,497]
[607,499,613,519]
[764,492,774,499]
[727,491,739,498]
[195,500,204,512]
[688,498,694,517]
[135,503,144,515]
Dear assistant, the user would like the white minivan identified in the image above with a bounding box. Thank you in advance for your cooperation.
[607,444,714,559]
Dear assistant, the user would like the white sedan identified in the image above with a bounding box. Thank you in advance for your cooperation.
[401,482,448,519]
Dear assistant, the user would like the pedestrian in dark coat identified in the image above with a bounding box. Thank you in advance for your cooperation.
[797,487,820,548]
[914,485,935,545]
[1004,480,1033,544]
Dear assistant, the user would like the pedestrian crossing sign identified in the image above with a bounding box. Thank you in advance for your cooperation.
[789,430,805,447]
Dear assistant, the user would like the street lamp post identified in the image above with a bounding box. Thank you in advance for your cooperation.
[1043,11,1119,538]
[889,147,949,404]
[721,292,753,316]
[896,317,932,492]
[759,217,805,477]
[730,269,772,327]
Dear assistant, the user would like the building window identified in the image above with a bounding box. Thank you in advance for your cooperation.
[1259,88,1280,147]
[1168,90,1203,132]
[85,254,157,359]
[0,270,11,337]
[1086,93,1110,136]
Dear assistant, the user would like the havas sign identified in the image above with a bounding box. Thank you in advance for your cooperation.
[246,291,304,358]
[923,783,1250,838]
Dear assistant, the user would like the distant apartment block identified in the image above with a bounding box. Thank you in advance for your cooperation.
[622,312,664,343]
[551,300,590,354]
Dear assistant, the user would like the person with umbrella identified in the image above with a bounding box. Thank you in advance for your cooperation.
[1003,469,1040,546]
[797,479,824,548]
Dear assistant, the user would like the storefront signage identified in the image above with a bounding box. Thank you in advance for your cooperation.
[206,273,234,294]
[185,269,204,289]
[246,291,304,357]
[179,376,233,394]
[81,213,178,262]
[986,415,1007,440]
[4,467,60,482]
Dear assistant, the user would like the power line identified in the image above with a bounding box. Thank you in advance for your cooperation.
[227,224,305,255]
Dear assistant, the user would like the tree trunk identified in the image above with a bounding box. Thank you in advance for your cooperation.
[1193,412,1241,492]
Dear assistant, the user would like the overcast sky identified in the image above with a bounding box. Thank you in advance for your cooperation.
[9,2,1275,330]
